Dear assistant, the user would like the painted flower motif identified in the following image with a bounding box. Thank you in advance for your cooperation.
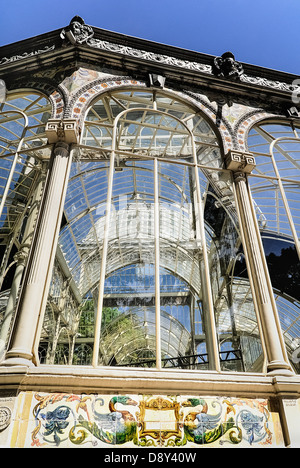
[31,437,43,447]
[42,406,71,446]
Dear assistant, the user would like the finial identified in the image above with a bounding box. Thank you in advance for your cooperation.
[212,51,244,80]
[60,16,94,45]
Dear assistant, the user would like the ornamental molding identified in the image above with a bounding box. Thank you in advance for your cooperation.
[0,16,299,98]
[60,16,94,45]
[0,45,55,65]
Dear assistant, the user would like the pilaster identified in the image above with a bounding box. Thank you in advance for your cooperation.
[226,150,293,376]
[1,121,78,367]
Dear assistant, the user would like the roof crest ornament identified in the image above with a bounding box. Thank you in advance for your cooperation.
[212,52,244,80]
[60,16,94,45]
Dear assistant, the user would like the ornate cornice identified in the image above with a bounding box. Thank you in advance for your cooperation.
[0,16,299,99]
[0,45,55,66]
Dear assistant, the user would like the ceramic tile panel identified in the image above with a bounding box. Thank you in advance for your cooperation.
[0,392,287,448]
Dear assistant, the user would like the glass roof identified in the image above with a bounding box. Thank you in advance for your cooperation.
[79,89,221,166]
[248,122,300,245]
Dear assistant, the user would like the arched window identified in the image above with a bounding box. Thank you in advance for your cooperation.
[0,91,52,359]
[39,88,264,372]
[248,120,300,373]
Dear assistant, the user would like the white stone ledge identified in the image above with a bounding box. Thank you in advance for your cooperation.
[0,365,300,398]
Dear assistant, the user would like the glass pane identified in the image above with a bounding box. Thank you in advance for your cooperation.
[99,161,156,367]
[159,161,200,369]
[39,161,109,365]
[203,169,264,372]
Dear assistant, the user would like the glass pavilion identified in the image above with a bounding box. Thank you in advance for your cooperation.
[0,88,299,374]
[0,16,299,449]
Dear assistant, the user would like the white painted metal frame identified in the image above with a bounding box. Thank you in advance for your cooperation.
[269,136,300,258]
[0,110,28,219]
[248,123,300,258]
[91,106,219,369]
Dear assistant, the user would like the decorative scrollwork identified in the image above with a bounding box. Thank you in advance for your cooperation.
[60,16,94,45]
[0,45,55,65]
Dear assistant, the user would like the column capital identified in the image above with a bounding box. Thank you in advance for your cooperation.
[45,118,79,144]
[53,140,71,158]
[225,150,256,174]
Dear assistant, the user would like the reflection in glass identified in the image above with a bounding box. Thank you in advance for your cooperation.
[203,169,264,372]
[39,89,266,372]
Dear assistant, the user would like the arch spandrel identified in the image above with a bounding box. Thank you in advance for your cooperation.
[62,72,240,157]
[3,75,66,121]
[235,110,279,152]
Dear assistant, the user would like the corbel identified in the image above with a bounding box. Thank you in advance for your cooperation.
[225,150,256,174]
[45,118,79,144]
[149,73,166,88]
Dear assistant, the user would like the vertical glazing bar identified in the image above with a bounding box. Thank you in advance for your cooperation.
[92,136,116,367]
[191,139,220,372]
[154,157,161,370]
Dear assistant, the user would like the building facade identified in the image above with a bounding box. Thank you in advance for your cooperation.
[0,16,299,448]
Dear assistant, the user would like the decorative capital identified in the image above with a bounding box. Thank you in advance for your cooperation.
[212,52,244,80]
[45,118,79,144]
[60,16,94,45]
[225,150,256,174]
[53,141,71,158]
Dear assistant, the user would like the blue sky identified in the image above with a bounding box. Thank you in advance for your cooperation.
[1,0,299,75]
